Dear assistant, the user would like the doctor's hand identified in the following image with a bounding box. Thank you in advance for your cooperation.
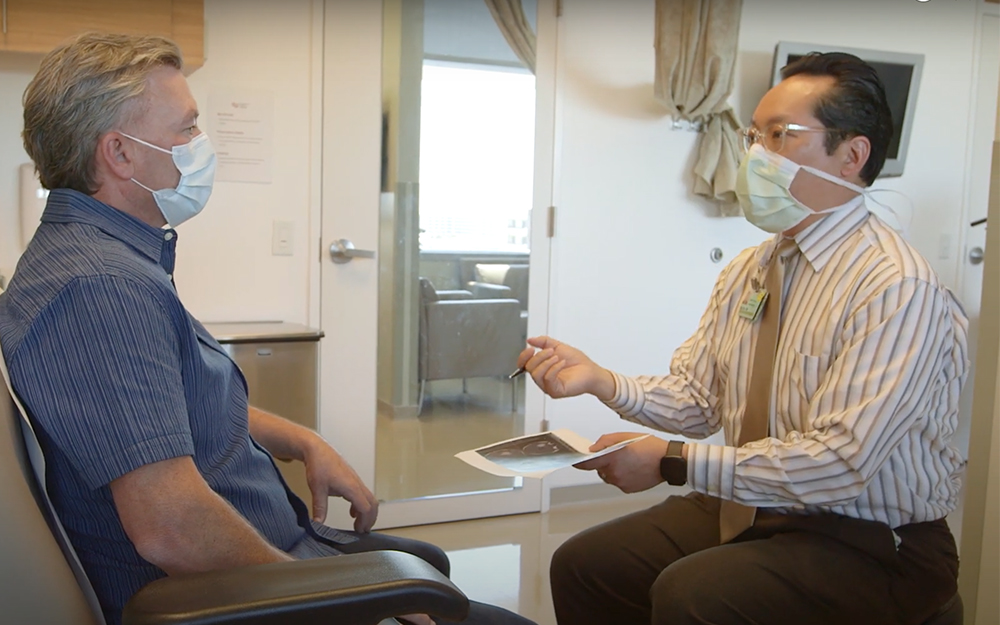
[302,440,379,533]
[517,336,616,401]
[574,434,670,494]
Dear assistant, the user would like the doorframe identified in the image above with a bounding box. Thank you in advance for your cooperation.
[308,0,324,330]
[954,2,1000,622]
[312,0,556,530]
[532,0,562,514]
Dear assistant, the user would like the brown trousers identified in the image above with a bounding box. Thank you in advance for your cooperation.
[549,493,958,625]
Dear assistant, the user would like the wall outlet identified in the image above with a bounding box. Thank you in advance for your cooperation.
[272,221,294,256]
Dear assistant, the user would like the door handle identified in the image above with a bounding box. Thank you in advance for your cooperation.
[969,246,985,266]
[329,239,376,264]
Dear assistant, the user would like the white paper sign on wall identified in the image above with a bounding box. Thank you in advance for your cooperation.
[208,89,275,184]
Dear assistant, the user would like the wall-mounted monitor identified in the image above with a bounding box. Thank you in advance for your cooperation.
[771,41,924,178]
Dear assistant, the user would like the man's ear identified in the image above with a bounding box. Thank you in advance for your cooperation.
[95,131,135,182]
[839,135,871,183]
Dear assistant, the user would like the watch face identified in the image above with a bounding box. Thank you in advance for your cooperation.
[660,456,686,486]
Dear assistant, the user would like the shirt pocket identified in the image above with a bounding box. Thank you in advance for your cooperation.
[788,350,824,404]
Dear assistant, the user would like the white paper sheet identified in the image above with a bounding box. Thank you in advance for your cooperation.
[208,89,274,183]
[456,429,649,479]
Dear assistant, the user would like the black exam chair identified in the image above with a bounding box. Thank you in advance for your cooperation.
[0,381,469,625]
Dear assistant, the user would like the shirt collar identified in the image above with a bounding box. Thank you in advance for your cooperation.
[40,189,177,273]
[792,197,869,272]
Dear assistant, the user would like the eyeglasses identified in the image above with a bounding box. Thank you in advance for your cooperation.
[738,123,829,154]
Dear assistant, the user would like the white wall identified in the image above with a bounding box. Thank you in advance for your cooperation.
[177,0,319,324]
[0,55,39,286]
[538,0,985,491]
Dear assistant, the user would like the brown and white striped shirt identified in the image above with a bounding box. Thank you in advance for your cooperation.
[607,199,969,528]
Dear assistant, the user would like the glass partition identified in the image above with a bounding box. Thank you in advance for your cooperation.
[375,0,537,503]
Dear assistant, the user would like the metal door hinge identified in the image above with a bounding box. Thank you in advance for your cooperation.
[546,206,556,238]
[556,0,563,18]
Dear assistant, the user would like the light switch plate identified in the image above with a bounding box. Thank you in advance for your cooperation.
[272,220,294,256]
[938,233,952,260]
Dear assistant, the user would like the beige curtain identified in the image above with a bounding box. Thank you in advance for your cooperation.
[654,0,743,213]
[484,0,536,73]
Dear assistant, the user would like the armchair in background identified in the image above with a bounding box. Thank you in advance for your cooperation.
[418,278,523,414]
[467,264,529,343]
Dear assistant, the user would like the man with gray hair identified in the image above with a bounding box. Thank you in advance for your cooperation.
[0,32,533,625]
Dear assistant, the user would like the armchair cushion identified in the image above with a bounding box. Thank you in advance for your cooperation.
[122,550,469,625]
[470,264,529,309]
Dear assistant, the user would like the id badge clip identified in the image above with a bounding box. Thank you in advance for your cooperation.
[739,289,768,322]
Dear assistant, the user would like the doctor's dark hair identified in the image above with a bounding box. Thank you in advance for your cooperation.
[781,52,893,186]
[22,32,183,194]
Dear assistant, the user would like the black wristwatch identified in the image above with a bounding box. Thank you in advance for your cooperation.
[659,440,687,486]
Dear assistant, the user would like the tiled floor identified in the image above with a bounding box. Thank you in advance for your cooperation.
[375,376,527,502]
[385,488,674,625]
[374,374,671,624]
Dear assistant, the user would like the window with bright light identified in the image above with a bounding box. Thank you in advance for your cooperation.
[418,62,536,253]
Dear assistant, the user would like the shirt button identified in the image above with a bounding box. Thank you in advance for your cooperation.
[164,232,175,241]
[167,274,173,281]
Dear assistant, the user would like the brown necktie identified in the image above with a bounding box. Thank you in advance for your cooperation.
[719,238,797,544]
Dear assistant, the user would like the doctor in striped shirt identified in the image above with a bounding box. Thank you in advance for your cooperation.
[520,52,967,625]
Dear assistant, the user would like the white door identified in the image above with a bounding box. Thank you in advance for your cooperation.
[951,9,999,546]
[536,0,769,496]
[317,0,547,529]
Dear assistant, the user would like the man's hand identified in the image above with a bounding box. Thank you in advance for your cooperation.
[248,407,379,532]
[302,439,379,532]
[517,336,616,401]
[574,434,670,494]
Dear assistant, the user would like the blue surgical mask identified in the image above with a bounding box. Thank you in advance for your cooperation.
[121,132,216,227]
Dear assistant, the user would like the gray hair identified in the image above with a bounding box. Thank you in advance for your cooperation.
[22,32,183,193]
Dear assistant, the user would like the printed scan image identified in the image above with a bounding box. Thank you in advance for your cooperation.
[477,432,584,473]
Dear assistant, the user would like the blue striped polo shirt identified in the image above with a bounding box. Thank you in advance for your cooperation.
[0,189,349,624]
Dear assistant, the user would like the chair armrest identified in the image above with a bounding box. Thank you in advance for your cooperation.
[122,550,469,625]
[467,282,513,299]
[436,289,475,300]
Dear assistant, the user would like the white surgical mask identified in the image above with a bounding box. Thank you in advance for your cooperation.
[121,131,216,227]
[735,144,872,234]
